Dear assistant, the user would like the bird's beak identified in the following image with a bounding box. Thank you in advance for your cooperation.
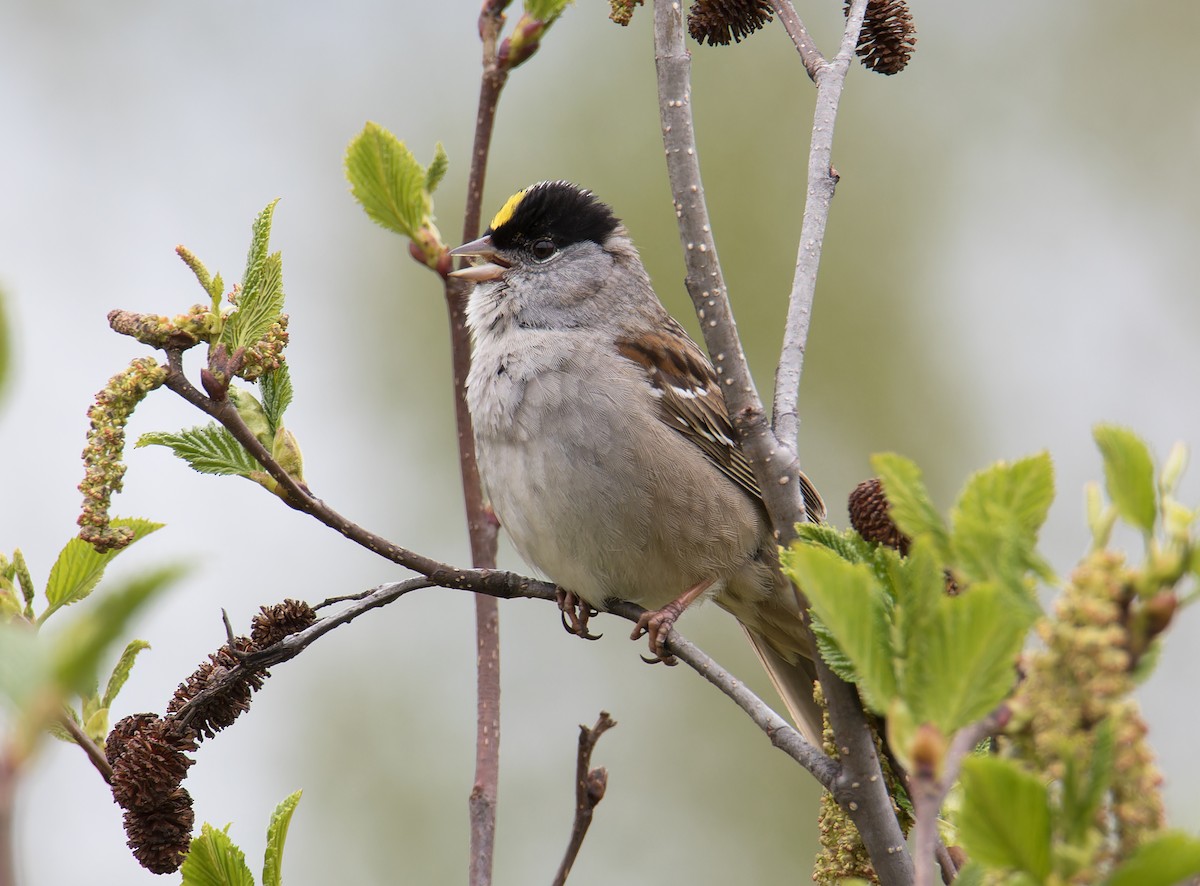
[449,235,510,282]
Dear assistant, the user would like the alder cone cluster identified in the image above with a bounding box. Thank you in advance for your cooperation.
[106,598,317,873]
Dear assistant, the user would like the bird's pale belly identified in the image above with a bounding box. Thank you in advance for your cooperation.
[477,415,763,611]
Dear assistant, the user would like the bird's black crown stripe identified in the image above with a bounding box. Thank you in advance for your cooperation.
[488,181,620,251]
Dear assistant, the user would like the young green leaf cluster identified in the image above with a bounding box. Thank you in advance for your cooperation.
[138,364,303,500]
[500,0,573,69]
[344,122,449,271]
[956,426,1200,885]
[82,203,296,544]
[178,791,302,886]
[786,425,1199,884]
[782,451,1051,768]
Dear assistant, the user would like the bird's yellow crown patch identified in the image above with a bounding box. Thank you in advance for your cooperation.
[489,189,527,232]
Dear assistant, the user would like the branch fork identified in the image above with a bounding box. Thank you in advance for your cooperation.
[653,0,913,881]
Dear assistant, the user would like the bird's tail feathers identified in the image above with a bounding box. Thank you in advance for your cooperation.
[742,626,824,748]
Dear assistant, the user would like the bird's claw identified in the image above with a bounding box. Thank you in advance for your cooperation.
[557,590,602,640]
[631,608,680,666]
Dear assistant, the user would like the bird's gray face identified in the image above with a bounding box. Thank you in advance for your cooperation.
[450,181,633,336]
[451,233,619,333]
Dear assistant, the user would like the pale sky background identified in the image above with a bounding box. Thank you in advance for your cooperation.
[1,1,1198,884]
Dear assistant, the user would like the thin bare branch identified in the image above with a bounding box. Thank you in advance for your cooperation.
[767,0,825,81]
[160,351,526,594]
[156,569,840,792]
[171,580,438,727]
[620,601,840,789]
[59,713,113,784]
[912,708,1007,885]
[456,5,512,881]
[772,0,869,447]
[551,712,617,886]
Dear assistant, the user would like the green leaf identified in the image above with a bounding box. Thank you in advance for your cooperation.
[911,583,1033,733]
[51,564,185,695]
[958,756,1051,880]
[808,617,859,685]
[82,704,109,744]
[1103,831,1200,886]
[525,0,572,22]
[1160,441,1189,496]
[1094,424,1157,533]
[1086,480,1118,549]
[263,791,302,886]
[101,639,151,708]
[270,427,304,484]
[241,199,280,303]
[42,519,164,623]
[138,424,260,477]
[224,253,285,354]
[424,142,449,195]
[884,698,919,772]
[210,272,226,308]
[345,122,432,238]
[80,686,102,723]
[229,387,272,448]
[890,538,943,704]
[781,544,896,713]
[793,523,875,564]
[259,364,293,437]
[950,453,1055,591]
[180,823,256,886]
[218,200,285,353]
[871,453,952,560]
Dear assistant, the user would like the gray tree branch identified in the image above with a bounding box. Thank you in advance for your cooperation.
[772,0,867,449]
[652,1,915,882]
[652,0,813,534]
[456,5,512,881]
[912,708,1007,885]
[767,0,825,81]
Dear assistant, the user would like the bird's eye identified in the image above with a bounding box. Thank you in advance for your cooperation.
[530,238,557,262]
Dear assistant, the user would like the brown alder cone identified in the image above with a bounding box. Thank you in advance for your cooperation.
[848,477,910,554]
[251,598,318,648]
[687,0,773,46]
[845,0,917,75]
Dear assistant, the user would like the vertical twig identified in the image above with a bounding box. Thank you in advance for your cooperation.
[912,709,1007,885]
[453,4,512,884]
[551,712,617,886]
[771,0,868,450]
[652,0,810,533]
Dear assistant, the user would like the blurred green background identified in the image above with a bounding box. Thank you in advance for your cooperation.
[1,1,1198,883]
